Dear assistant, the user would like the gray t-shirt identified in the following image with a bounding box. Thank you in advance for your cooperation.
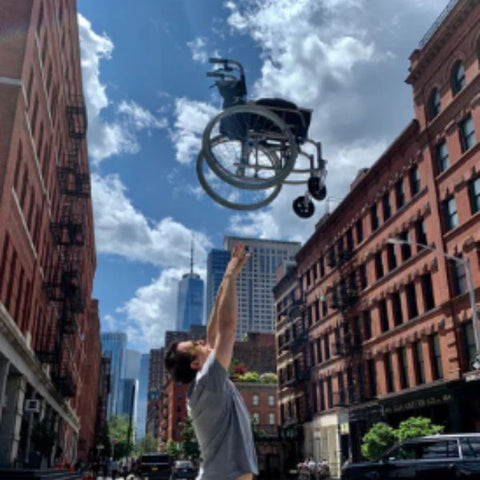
[187,353,258,480]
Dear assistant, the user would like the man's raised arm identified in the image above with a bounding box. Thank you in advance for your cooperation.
[212,244,250,370]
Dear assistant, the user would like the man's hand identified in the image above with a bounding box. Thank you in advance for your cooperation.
[224,243,251,279]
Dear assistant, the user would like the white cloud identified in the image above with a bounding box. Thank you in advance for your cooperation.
[78,14,166,163]
[169,98,218,164]
[187,37,209,63]
[91,173,212,267]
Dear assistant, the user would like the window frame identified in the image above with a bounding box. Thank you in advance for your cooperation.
[451,60,466,95]
[469,175,480,214]
[435,139,450,173]
[443,196,459,231]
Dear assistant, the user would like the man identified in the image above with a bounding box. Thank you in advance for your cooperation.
[165,244,258,480]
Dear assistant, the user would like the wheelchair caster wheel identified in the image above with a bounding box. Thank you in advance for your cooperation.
[308,176,327,201]
[293,196,315,218]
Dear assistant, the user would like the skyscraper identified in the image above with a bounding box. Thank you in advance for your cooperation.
[176,273,204,330]
[101,332,127,418]
[223,236,301,339]
[136,353,150,441]
[206,248,231,321]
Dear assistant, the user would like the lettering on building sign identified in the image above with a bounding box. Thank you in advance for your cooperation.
[383,393,452,414]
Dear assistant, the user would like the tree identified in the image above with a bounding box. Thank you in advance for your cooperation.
[259,372,277,383]
[361,416,445,461]
[166,439,179,460]
[178,416,200,461]
[108,415,135,459]
[236,371,260,383]
[137,433,158,455]
[361,422,395,461]
[394,416,443,443]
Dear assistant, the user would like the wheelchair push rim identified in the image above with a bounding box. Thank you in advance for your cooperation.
[202,104,298,190]
[196,150,282,211]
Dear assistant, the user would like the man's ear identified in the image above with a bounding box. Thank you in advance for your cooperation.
[191,360,201,370]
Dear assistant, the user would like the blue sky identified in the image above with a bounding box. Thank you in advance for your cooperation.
[77,0,447,353]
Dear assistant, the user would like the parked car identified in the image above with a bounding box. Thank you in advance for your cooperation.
[170,460,196,479]
[341,434,480,480]
[138,452,173,479]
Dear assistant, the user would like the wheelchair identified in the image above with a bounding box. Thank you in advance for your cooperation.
[196,58,327,218]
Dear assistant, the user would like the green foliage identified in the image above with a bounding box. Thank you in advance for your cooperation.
[31,418,56,457]
[108,415,135,459]
[178,416,200,461]
[361,416,445,461]
[394,416,444,442]
[259,372,278,383]
[361,422,395,461]
[137,433,158,455]
[236,371,260,383]
[166,439,179,460]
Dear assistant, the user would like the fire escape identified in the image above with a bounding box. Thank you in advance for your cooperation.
[37,96,89,399]
[327,236,365,408]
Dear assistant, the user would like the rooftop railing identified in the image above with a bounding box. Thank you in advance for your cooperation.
[418,0,459,49]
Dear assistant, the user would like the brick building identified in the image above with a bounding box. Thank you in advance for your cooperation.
[274,0,480,476]
[0,0,98,467]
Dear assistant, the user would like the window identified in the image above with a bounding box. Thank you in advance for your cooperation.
[399,232,412,261]
[268,395,275,406]
[398,347,409,389]
[392,291,403,326]
[379,299,389,333]
[324,334,330,359]
[460,437,480,458]
[443,197,458,231]
[268,413,275,425]
[459,115,477,152]
[252,412,260,424]
[435,140,450,173]
[410,166,420,196]
[413,341,425,385]
[469,175,480,213]
[415,218,427,247]
[375,251,384,279]
[421,273,435,311]
[338,373,345,405]
[319,379,325,411]
[451,258,467,296]
[429,334,443,380]
[359,263,368,290]
[387,243,397,271]
[346,228,354,252]
[363,310,372,340]
[252,395,259,406]
[319,256,325,277]
[356,219,364,243]
[326,377,333,408]
[382,192,391,221]
[462,321,475,370]
[406,282,418,319]
[428,88,441,120]
[367,358,377,397]
[395,179,405,209]
[384,353,394,393]
[370,204,379,231]
[420,440,459,459]
[451,60,466,95]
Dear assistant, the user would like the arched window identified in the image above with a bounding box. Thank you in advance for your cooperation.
[451,60,466,95]
[428,88,441,120]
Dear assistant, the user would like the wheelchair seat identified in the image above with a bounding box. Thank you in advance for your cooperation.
[255,98,311,140]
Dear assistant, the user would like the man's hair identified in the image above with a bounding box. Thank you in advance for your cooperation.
[164,341,197,384]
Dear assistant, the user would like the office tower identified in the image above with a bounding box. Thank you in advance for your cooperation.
[223,236,301,339]
[123,349,141,379]
[176,273,204,331]
[0,0,98,465]
[101,332,127,418]
[206,248,231,321]
[136,353,150,441]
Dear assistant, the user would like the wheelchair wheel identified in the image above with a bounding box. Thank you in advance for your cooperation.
[308,176,327,200]
[293,195,315,218]
[196,151,282,211]
[202,104,298,190]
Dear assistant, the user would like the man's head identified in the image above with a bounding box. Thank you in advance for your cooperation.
[164,339,212,384]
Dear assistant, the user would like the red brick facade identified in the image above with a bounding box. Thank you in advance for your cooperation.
[0,0,98,466]
[275,0,480,475]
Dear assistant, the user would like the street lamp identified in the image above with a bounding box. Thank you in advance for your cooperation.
[387,237,480,369]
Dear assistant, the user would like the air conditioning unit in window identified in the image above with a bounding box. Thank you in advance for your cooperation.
[24,399,40,413]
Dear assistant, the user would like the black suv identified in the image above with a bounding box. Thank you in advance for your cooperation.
[342,434,480,480]
[138,452,173,479]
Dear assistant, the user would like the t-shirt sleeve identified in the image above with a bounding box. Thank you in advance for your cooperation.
[196,352,228,392]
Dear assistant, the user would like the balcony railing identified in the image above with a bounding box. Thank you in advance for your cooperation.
[418,0,459,49]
